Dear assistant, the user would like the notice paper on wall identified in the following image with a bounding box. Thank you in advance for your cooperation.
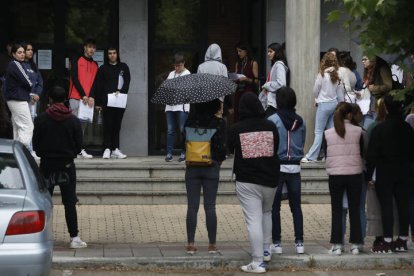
[37,50,52,70]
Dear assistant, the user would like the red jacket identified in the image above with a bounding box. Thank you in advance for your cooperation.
[69,55,98,100]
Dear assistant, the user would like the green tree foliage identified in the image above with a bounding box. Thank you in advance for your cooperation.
[327,0,414,107]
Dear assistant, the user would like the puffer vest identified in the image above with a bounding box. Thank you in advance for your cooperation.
[325,121,363,175]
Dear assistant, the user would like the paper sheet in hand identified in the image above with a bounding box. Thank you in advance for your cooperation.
[107,93,127,108]
[78,102,94,122]
[228,73,246,80]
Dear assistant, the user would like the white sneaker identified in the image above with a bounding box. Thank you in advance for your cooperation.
[103,148,111,159]
[78,149,93,159]
[263,250,271,261]
[300,157,315,163]
[31,151,40,160]
[269,243,282,254]
[240,262,266,273]
[328,244,342,255]
[111,148,127,159]
[70,236,87,249]
[351,244,360,255]
[295,242,305,254]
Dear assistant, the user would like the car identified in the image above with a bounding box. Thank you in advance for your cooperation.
[0,139,53,276]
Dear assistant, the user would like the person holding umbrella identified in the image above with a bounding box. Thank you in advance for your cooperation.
[184,99,226,255]
[164,53,191,162]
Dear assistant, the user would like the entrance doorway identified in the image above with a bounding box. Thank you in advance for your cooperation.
[148,0,266,155]
[1,0,119,154]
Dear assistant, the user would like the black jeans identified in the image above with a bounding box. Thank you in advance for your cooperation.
[272,172,303,243]
[185,163,220,244]
[375,165,411,238]
[329,174,363,244]
[42,160,79,238]
[103,107,125,150]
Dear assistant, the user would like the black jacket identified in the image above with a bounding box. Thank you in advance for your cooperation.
[95,62,131,107]
[366,115,414,179]
[3,60,33,101]
[33,104,82,168]
[227,93,280,187]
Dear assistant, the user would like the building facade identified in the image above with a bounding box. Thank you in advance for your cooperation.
[1,0,362,156]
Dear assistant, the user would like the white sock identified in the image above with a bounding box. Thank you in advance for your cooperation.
[399,236,408,240]
[384,237,392,243]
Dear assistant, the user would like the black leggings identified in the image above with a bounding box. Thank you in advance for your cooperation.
[185,163,220,244]
[375,166,411,238]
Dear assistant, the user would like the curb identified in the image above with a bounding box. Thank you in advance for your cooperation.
[53,253,414,271]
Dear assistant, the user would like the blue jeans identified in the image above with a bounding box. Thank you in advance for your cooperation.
[305,102,337,161]
[362,111,376,130]
[166,111,188,155]
[272,172,303,243]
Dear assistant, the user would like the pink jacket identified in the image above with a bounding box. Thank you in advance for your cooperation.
[325,121,363,175]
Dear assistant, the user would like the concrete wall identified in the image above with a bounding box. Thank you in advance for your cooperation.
[119,0,148,156]
[320,1,363,75]
[266,0,285,69]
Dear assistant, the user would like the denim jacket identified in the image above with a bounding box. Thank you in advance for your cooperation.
[268,112,306,165]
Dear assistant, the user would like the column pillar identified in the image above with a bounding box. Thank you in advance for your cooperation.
[119,0,148,156]
[285,0,320,151]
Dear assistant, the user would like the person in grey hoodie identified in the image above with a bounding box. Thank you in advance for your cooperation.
[197,43,232,117]
[261,42,289,117]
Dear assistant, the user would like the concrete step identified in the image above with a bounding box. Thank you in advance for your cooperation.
[53,157,329,204]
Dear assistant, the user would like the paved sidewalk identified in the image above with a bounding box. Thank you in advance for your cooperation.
[52,204,414,271]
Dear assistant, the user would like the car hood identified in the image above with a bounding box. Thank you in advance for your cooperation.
[0,191,26,243]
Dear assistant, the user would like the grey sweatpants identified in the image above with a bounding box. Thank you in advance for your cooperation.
[236,181,276,262]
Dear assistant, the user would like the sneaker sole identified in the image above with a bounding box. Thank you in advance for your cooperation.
[240,267,266,273]
[70,244,87,249]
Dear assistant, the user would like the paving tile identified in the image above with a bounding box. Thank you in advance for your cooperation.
[103,244,133,257]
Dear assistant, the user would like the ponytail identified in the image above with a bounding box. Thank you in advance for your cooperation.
[333,102,353,138]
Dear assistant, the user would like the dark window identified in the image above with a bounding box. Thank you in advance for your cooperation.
[0,153,24,190]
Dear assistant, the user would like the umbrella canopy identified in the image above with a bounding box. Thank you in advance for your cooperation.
[151,73,237,105]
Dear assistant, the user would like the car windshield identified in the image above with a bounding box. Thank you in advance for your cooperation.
[0,153,24,189]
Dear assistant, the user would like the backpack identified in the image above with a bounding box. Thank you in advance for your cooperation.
[185,127,217,166]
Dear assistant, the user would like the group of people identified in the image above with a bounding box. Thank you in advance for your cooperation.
[0,38,134,249]
[1,37,413,273]
[0,39,131,161]
[172,43,414,274]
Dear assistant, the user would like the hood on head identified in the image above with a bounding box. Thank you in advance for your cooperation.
[275,109,303,131]
[239,92,265,120]
[205,43,222,62]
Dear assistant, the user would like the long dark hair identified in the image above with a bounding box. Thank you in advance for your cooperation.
[10,43,24,61]
[20,41,39,72]
[268,42,290,86]
[364,55,390,85]
[333,102,353,138]
[235,42,254,63]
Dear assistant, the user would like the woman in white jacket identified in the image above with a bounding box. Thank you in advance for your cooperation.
[302,52,344,162]
[261,42,289,117]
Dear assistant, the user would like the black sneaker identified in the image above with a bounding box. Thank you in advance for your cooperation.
[371,239,393,253]
[178,153,185,162]
[393,238,408,252]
